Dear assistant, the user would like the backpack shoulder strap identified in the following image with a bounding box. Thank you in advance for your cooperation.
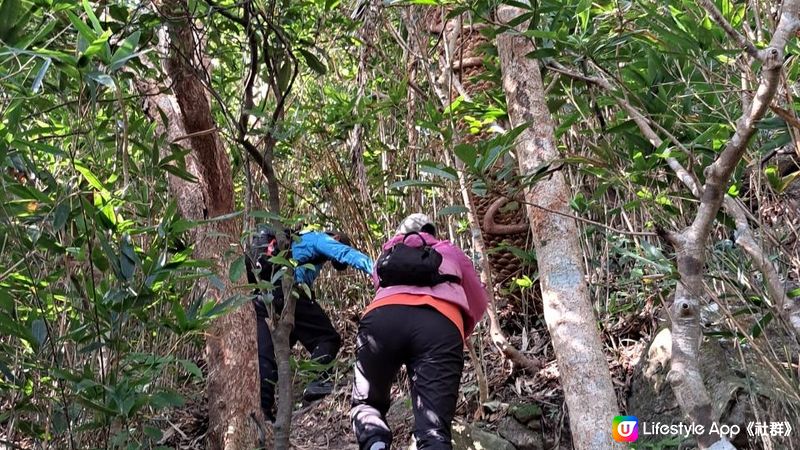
[400,231,429,246]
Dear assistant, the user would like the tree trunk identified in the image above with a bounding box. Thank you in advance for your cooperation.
[347,0,379,205]
[664,4,798,446]
[150,2,261,448]
[496,5,622,449]
[271,278,297,450]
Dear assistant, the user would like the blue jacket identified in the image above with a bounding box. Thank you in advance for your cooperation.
[292,231,373,286]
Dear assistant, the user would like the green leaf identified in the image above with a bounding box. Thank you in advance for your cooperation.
[177,359,203,380]
[0,0,22,42]
[109,30,141,72]
[75,163,108,193]
[0,313,34,345]
[419,163,457,181]
[387,179,442,190]
[161,164,199,183]
[170,219,198,234]
[53,202,70,231]
[514,275,534,288]
[229,255,245,282]
[277,62,291,93]
[149,389,185,409]
[66,10,96,44]
[31,319,47,347]
[777,171,800,193]
[120,236,138,281]
[86,71,114,87]
[525,47,558,59]
[82,0,103,34]
[751,312,773,339]
[298,48,327,75]
[83,29,111,59]
[31,57,51,93]
[250,210,282,221]
[454,143,477,168]
[764,166,782,191]
[437,205,468,216]
[576,0,591,30]
[143,426,163,441]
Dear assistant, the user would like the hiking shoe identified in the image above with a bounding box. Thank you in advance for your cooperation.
[302,379,333,402]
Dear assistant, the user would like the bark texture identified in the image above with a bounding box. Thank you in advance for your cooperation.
[271,279,297,450]
[145,2,261,448]
[496,5,622,449]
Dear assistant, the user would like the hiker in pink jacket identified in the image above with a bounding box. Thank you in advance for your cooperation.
[350,214,489,450]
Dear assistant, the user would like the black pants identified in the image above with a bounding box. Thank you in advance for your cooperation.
[254,290,341,417]
[350,305,464,450]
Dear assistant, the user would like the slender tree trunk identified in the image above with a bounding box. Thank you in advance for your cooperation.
[348,0,379,204]
[147,2,261,448]
[271,278,297,450]
[496,5,622,449]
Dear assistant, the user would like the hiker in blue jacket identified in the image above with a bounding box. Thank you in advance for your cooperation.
[248,228,373,422]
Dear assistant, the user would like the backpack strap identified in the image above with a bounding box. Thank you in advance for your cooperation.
[401,231,429,246]
[433,273,461,284]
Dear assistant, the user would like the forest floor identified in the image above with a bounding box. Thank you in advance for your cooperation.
[161,291,660,449]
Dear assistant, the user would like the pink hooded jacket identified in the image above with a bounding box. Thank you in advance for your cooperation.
[370,232,489,335]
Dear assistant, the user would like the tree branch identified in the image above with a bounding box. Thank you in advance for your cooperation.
[547,61,703,197]
[728,195,800,338]
[548,3,800,446]
[550,59,799,335]
[696,0,760,60]
[669,3,800,447]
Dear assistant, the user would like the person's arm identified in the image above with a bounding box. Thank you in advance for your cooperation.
[314,233,374,274]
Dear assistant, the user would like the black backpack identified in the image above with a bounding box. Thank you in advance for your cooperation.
[376,232,460,288]
[246,227,292,284]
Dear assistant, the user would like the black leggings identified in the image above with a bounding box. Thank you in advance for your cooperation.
[351,304,464,450]
[254,291,341,417]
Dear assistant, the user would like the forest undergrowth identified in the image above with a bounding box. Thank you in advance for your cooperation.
[3,0,800,448]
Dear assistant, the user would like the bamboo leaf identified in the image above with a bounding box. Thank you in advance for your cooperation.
[53,202,70,231]
[298,48,327,75]
[66,10,96,43]
[81,0,103,34]
[229,255,245,282]
[109,30,141,72]
[75,163,108,193]
[83,29,111,59]
[31,57,50,93]
[388,179,443,190]
[437,205,468,216]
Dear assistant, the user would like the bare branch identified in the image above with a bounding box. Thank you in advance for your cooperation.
[171,126,219,143]
[691,29,792,240]
[728,195,800,337]
[547,62,703,197]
